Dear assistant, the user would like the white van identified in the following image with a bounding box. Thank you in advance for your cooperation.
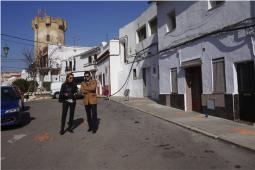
[50,82,63,99]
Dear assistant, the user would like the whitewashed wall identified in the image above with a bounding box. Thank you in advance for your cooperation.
[117,2,159,100]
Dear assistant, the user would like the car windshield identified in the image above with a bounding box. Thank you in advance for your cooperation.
[1,87,18,101]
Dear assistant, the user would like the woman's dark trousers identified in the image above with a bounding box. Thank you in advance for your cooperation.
[85,104,97,131]
[61,101,76,132]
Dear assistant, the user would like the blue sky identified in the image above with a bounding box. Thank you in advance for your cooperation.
[1,1,149,72]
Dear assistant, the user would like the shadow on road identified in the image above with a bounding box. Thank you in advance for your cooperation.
[1,112,36,131]
[72,118,84,130]
[97,118,101,130]
[22,106,30,111]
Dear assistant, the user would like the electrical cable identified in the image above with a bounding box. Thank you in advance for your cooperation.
[1,38,34,47]
[167,2,224,38]
[109,53,138,97]
[1,33,93,48]
[160,20,255,55]
[1,33,59,46]
[2,59,26,61]
[109,18,255,97]
[2,60,26,63]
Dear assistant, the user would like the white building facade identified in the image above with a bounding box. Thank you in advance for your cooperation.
[68,46,100,85]
[117,2,159,101]
[157,1,255,122]
[96,40,121,96]
[47,44,91,82]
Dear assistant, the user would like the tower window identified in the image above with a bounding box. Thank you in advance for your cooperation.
[59,25,64,30]
[46,34,50,42]
[46,23,50,27]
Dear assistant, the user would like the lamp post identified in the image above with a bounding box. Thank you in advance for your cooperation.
[1,44,10,73]
[2,44,9,58]
[1,45,9,84]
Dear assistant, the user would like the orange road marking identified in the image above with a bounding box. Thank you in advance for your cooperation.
[175,112,184,116]
[233,128,255,135]
[34,133,51,142]
[193,115,204,120]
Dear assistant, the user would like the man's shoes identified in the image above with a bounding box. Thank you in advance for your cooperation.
[59,130,65,135]
[68,129,74,133]
[67,127,74,133]
[92,130,96,134]
[87,128,92,132]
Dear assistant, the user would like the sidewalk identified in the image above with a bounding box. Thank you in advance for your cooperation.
[24,94,52,102]
[111,96,255,152]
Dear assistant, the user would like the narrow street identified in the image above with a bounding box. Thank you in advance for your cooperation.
[2,99,255,170]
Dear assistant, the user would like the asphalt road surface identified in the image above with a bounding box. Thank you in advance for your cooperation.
[2,99,255,170]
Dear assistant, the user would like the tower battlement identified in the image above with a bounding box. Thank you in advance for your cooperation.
[32,11,68,68]
[32,16,67,32]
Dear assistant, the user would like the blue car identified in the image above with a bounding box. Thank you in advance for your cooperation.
[1,86,23,126]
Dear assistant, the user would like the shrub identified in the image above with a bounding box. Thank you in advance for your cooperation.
[12,79,29,93]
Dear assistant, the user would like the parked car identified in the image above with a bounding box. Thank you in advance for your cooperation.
[1,86,23,126]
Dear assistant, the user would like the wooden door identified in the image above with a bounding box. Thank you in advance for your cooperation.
[186,67,202,112]
[237,61,255,122]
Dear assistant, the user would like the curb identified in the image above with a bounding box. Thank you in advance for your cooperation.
[111,99,255,152]
[25,97,52,102]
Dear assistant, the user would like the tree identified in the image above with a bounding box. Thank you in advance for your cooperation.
[23,48,37,78]
[23,48,38,93]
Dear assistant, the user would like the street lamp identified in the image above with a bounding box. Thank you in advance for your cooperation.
[2,44,9,57]
[1,44,9,73]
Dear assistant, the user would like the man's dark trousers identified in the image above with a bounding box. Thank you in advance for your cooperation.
[61,101,76,131]
[85,104,97,131]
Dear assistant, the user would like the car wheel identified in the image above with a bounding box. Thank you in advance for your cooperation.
[54,92,60,99]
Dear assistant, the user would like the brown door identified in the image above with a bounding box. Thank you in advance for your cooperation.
[186,66,202,112]
[237,61,255,122]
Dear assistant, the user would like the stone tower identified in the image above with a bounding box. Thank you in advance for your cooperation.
[32,10,67,68]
